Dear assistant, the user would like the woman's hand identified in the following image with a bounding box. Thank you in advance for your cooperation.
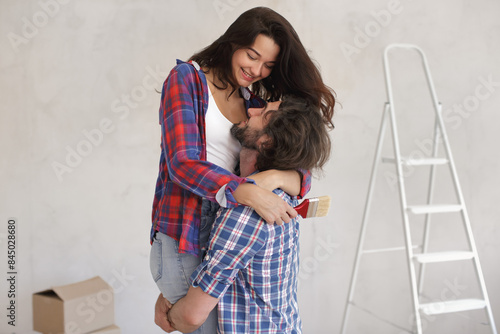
[249,169,302,196]
[155,293,176,332]
[233,183,297,225]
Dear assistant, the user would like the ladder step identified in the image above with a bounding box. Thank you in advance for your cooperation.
[413,251,474,263]
[407,204,463,214]
[382,157,449,166]
[363,244,420,254]
[420,299,487,315]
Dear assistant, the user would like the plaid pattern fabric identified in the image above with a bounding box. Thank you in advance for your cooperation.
[191,188,302,333]
[151,60,265,255]
[151,59,312,256]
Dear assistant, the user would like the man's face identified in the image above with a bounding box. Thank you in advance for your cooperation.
[231,101,281,149]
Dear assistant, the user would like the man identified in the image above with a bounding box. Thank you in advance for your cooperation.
[156,96,331,333]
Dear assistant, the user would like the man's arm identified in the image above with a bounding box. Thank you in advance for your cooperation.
[155,294,175,332]
[167,205,268,332]
[167,286,219,333]
[158,198,270,332]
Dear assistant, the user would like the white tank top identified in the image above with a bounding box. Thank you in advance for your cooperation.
[205,90,241,173]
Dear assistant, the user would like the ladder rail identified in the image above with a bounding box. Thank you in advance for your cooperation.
[383,45,423,334]
[418,116,441,294]
[340,104,390,334]
[420,47,498,333]
[341,43,497,334]
[387,44,497,333]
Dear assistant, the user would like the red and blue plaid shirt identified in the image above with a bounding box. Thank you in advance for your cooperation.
[151,60,311,255]
[191,188,302,333]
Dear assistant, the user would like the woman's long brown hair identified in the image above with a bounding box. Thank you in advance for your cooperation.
[190,7,336,129]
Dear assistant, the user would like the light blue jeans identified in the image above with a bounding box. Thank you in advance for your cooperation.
[150,199,219,334]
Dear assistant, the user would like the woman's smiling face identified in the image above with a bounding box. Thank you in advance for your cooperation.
[231,34,280,87]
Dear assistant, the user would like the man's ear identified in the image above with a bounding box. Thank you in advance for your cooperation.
[239,148,258,177]
[256,134,271,147]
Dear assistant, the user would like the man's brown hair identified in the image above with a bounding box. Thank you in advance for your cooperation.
[256,96,331,172]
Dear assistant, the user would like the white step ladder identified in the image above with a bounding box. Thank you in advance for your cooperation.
[340,44,497,334]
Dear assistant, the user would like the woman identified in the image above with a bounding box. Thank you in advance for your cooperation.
[150,7,335,333]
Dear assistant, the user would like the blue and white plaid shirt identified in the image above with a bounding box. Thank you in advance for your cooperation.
[190,188,302,333]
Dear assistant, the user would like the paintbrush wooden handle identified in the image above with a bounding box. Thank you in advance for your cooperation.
[294,199,310,218]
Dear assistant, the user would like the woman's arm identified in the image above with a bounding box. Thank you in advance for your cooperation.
[249,168,312,198]
[161,64,299,225]
[232,183,297,225]
[161,63,248,205]
[248,169,302,195]
[237,169,312,224]
[162,63,311,222]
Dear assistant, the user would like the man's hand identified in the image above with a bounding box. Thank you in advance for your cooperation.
[155,293,176,332]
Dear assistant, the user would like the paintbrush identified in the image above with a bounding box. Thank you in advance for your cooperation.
[294,196,331,218]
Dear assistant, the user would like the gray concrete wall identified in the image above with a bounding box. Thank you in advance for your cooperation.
[1,1,498,333]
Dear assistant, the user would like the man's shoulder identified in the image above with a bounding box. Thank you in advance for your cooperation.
[272,188,295,205]
[218,188,297,231]
[221,203,263,225]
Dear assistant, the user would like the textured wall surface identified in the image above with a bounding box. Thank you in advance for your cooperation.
[1,1,499,333]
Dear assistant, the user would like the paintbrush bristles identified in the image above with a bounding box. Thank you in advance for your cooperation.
[313,195,331,217]
[295,195,332,218]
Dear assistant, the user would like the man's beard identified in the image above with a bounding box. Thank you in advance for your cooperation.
[230,123,264,150]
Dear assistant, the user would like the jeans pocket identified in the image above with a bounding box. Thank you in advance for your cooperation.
[200,199,219,231]
[149,237,163,282]
[200,213,213,231]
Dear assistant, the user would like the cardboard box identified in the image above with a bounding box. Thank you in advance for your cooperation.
[33,276,115,334]
[89,324,120,334]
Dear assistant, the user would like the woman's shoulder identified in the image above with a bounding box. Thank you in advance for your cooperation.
[167,59,207,87]
[171,59,201,75]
